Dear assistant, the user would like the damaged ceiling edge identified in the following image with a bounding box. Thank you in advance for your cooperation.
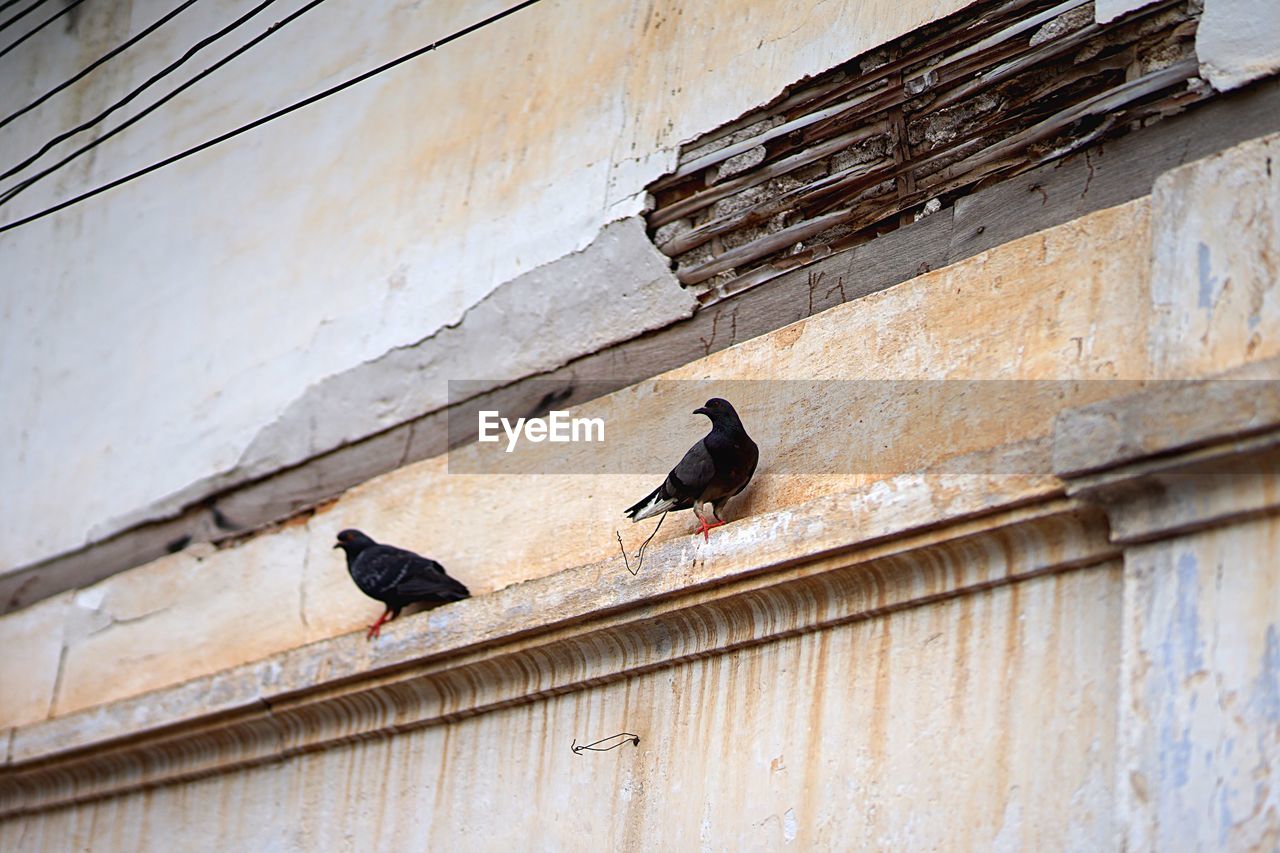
[645,0,1210,302]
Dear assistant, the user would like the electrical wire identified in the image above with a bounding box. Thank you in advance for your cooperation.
[0,0,327,206]
[0,0,544,235]
[0,0,206,133]
[0,0,53,34]
[0,0,282,184]
[0,0,90,61]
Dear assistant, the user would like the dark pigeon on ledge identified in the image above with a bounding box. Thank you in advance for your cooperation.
[624,397,759,540]
[333,529,469,640]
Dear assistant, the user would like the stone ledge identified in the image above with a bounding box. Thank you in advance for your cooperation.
[9,362,1280,817]
[0,467,1102,817]
[0,192,1164,731]
[6,467,1062,766]
[1066,427,1280,545]
[1055,357,1280,543]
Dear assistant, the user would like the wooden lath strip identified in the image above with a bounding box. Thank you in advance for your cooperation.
[649,0,1201,295]
[674,59,1201,288]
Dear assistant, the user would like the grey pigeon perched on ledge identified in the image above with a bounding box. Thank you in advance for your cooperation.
[333,529,469,640]
[624,397,759,540]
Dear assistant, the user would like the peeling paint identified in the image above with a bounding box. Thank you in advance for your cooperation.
[1197,0,1280,91]
[1251,624,1280,722]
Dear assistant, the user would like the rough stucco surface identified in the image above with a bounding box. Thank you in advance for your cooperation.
[0,565,1122,851]
[235,217,696,481]
[0,0,971,575]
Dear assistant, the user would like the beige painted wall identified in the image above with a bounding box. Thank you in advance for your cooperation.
[1119,516,1280,849]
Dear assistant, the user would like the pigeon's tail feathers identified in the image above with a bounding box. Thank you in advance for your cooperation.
[625,485,675,522]
[436,584,471,602]
[433,572,471,602]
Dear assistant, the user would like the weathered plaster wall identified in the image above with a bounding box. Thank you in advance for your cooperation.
[2,129,1277,731]
[0,0,973,575]
[0,192,1146,725]
[1197,0,1280,90]
[0,133,1277,851]
[1150,130,1280,375]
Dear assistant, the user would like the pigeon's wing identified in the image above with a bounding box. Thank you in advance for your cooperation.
[625,438,715,521]
[349,547,405,598]
[352,547,458,602]
[393,557,471,603]
[729,437,760,497]
[666,438,717,502]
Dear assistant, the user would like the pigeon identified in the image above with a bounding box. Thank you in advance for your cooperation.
[624,397,759,540]
[333,529,469,640]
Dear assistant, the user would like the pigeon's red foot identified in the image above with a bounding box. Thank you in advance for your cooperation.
[695,518,726,541]
[365,608,396,641]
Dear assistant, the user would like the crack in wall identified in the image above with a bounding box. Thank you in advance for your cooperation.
[298,537,311,631]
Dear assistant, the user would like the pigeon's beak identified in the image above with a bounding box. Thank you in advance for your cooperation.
[332,543,342,549]
[694,406,710,416]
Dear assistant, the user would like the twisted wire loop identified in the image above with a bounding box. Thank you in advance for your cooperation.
[616,510,667,576]
[570,733,641,755]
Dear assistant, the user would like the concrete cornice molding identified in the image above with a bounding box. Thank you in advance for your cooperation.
[0,475,1113,819]
[1065,428,1280,545]
[1055,359,1280,543]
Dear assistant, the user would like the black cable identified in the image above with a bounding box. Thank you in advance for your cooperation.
[0,0,205,133]
[0,0,90,61]
[0,0,327,206]
[0,0,52,34]
[0,0,544,235]
[0,0,281,184]
[0,0,27,13]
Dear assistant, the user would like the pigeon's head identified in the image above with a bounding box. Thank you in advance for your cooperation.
[333,528,376,554]
[694,397,741,424]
